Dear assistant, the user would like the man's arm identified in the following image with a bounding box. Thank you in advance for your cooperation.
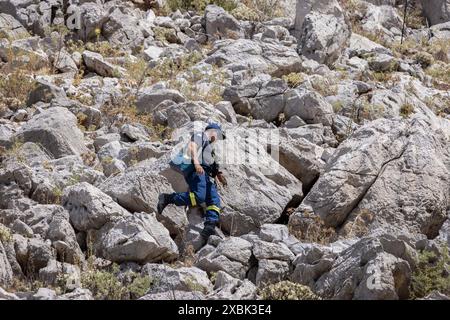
[188,140,204,175]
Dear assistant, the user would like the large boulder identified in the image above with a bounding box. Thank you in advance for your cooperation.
[292,234,415,299]
[26,80,67,107]
[284,87,334,126]
[62,182,130,232]
[421,0,450,26]
[296,0,351,66]
[0,239,13,287]
[208,271,257,300]
[293,115,450,239]
[91,212,178,263]
[0,13,29,40]
[136,88,186,114]
[0,144,104,207]
[224,77,289,122]
[205,39,302,77]
[215,127,303,235]
[99,164,188,238]
[204,5,243,39]
[141,263,213,294]
[15,107,89,158]
[196,237,253,279]
[102,7,147,53]
[82,50,125,78]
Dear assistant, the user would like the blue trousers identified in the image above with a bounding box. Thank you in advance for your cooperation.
[170,170,221,223]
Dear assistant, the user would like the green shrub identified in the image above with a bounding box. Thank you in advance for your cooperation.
[166,0,237,12]
[81,264,153,300]
[0,224,12,243]
[410,246,450,299]
[259,281,321,300]
[282,72,304,88]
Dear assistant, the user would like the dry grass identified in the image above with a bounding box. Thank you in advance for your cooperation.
[259,281,321,300]
[282,73,305,88]
[289,211,337,245]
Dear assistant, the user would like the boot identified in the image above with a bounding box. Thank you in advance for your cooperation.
[200,221,217,243]
[157,193,172,214]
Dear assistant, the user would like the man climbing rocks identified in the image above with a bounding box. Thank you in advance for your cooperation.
[157,123,227,243]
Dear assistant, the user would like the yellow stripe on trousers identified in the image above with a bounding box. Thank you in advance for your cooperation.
[206,205,221,213]
[189,192,197,206]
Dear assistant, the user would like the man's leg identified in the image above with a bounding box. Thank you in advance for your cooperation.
[200,179,221,241]
[157,172,207,214]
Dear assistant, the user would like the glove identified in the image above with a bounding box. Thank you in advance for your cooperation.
[216,172,227,187]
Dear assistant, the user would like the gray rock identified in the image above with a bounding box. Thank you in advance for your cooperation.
[38,259,80,290]
[253,240,295,261]
[296,115,450,239]
[26,238,55,273]
[141,263,212,294]
[213,127,303,235]
[196,237,253,279]
[136,88,186,114]
[295,234,414,300]
[208,271,257,300]
[139,290,205,300]
[421,291,450,300]
[368,53,398,72]
[91,212,178,263]
[102,7,146,53]
[62,182,130,232]
[94,133,121,151]
[100,160,189,238]
[57,288,94,300]
[421,0,450,26]
[204,5,243,40]
[278,135,326,189]
[256,259,291,286]
[205,39,302,77]
[297,1,351,66]
[11,219,33,237]
[349,33,392,57]
[284,87,334,126]
[82,50,125,78]
[16,107,89,158]
[259,224,290,242]
[0,240,13,287]
[0,287,19,300]
[31,288,57,300]
[120,124,150,142]
[0,13,29,40]
[27,80,67,107]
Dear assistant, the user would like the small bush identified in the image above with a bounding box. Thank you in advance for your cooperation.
[259,281,321,300]
[166,0,237,12]
[231,3,260,21]
[0,69,37,111]
[410,246,450,299]
[400,103,415,118]
[425,62,450,90]
[403,5,426,29]
[0,224,12,243]
[413,51,434,68]
[289,211,337,245]
[81,264,153,300]
[282,72,304,88]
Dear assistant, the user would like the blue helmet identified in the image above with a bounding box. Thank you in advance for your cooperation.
[205,123,226,139]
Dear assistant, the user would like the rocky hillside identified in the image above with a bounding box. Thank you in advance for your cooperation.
[0,0,449,300]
